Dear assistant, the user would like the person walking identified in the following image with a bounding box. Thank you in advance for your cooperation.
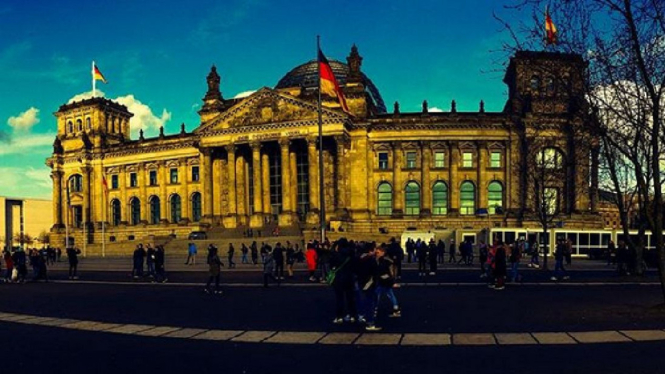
[551,239,569,281]
[356,245,380,331]
[250,241,258,265]
[509,241,522,282]
[154,245,167,283]
[493,242,507,290]
[227,243,236,269]
[132,244,145,279]
[437,239,446,264]
[146,244,156,278]
[286,241,295,278]
[331,238,357,324]
[204,245,223,294]
[387,237,403,281]
[3,250,13,283]
[528,238,540,268]
[66,246,80,280]
[478,240,488,278]
[416,240,427,277]
[428,239,438,275]
[262,248,279,287]
[185,242,197,265]
[448,239,457,264]
[241,244,249,264]
[375,246,401,318]
[306,242,318,281]
[606,240,616,267]
[273,242,285,280]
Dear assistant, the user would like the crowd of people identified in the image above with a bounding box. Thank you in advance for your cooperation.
[0,246,77,283]
[131,244,168,282]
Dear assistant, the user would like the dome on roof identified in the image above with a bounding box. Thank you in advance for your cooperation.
[275,59,387,113]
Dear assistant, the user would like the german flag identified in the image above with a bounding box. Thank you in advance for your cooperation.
[93,63,107,83]
[102,175,109,196]
[545,7,558,45]
[318,49,349,113]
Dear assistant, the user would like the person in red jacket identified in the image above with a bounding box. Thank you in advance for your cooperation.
[306,242,318,282]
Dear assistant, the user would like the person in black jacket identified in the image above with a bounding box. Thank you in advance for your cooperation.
[416,240,427,276]
[356,244,379,330]
[493,242,507,290]
[387,237,403,280]
[273,242,284,280]
[428,239,438,275]
[132,244,145,279]
[66,247,80,280]
[331,238,356,324]
[375,246,401,318]
[154,245,167,283]
[448,240,457,263]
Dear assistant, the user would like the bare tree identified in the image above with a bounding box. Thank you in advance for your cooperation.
[499,0,665,300]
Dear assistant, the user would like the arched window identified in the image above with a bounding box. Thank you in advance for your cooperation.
[130,198,141,225]
[111,199,121,226]
[537,148,564,169]
[69,175,83,192]
[191,192,202,222]
[432,181,448,215]
[170,194,181,223]
[67,121,73,134]
[460,181,476,215]
[76,119,83,132]
[530,75,540,92]
[86,117,91,130]
[149,196,160,224]
[488,181,504,214]
[377,183,393,216]
[404,181,420,215]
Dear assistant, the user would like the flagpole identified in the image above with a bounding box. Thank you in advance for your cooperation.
[92,61,96,97]
[317,35,326,244]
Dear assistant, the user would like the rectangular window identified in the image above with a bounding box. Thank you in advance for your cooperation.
[170,168,178,184]
[191,166,200,182]
[490,152,502,168]
[462,152,473,168]
[434,152,445,168]
[129,172,138,187]
[111,175,118,189]
[405,151,417,168]
[378,152,389,170]
[149,170,157,186]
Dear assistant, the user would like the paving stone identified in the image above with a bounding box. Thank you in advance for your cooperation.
[532,332,577,345]
[0,313,19,319]
[355,333,402,345]
[452,333,496,345]
[136,326,182,337]
[231,331,276,343]
[569,331,631,344]
[0,314,33,322]
[105,324,156,335]
[401,333,451,346]
[60,321,121,331]
[17,317,56,325]
[38,318,80,327]
[317,333,360,345]
[164,328,209,339]
[620,330,665,341]
[495,333,538,345]
[264,332,325,344]
[191,330,244,341]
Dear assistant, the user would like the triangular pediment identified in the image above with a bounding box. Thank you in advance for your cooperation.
[195,87,348,134]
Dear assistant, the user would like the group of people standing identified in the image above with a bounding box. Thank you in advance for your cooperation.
[131,244,167,282]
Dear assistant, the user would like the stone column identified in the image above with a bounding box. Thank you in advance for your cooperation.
[224,144,237,228]
[449,142,460,214]
[335,136,347,215]
[120,166,129,224]
[279,138,293,225]
[159,162,167,223]
[477,142,488,211]
[306,136,320,224]
[139,163,148,223]
[180,158,190,223]
[236,153,246,218]
[52,170,63,228]
[421,142,432,216]
[201,148,214,223]
[250,142,264,227]
[392,142,404,216]
[290,148,298,216]
[262,151,271,218]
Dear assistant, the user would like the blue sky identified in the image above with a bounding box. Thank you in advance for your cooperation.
[0,0,534,199]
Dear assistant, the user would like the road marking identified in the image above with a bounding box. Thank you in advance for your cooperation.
[355,333,402,345]
[494,333,538,345]
[1,311,664,346]
[568,331,632,343]
[401,333,451,346]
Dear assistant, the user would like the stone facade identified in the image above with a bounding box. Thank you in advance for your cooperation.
[46,48,603,248]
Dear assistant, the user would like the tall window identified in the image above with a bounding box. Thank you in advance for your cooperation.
[86,117,91,130]
[150,196,160,224]
[537,148,564,169]
[69,175,83,192]
[434,151,445,168]
[76,119,82,132]
[269,153,282,216]
[130,198,141,225]
[191,166,200,182]
[170,168,178,184]
[111,199,121,226]
[404,182,421,215]
[462,152,473,168]
[68,121,73,134]
[191,192,202,222]
[129,172,138,187]
[170,194,181,223]
[377,183,393,215]
[378,152,389,169]
[296,151,309,220]
[111,175,119,189]
[544,187,559,215]
[432,181,448,215]
[73,206,83,228]
[405,151,417,168]
[490,152,502,168]
[460,181,476,215]
[149,170,157,186]
[488,181,504,214]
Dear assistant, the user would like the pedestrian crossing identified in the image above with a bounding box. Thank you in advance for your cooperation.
[0,311,662,345]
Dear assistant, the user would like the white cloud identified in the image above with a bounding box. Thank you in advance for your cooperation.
[68,90,172,137]
[0,132,55,155]
[7,107,40,131]
[429,107,444,112]
[233,90,256,99]
[0,166,52,199]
